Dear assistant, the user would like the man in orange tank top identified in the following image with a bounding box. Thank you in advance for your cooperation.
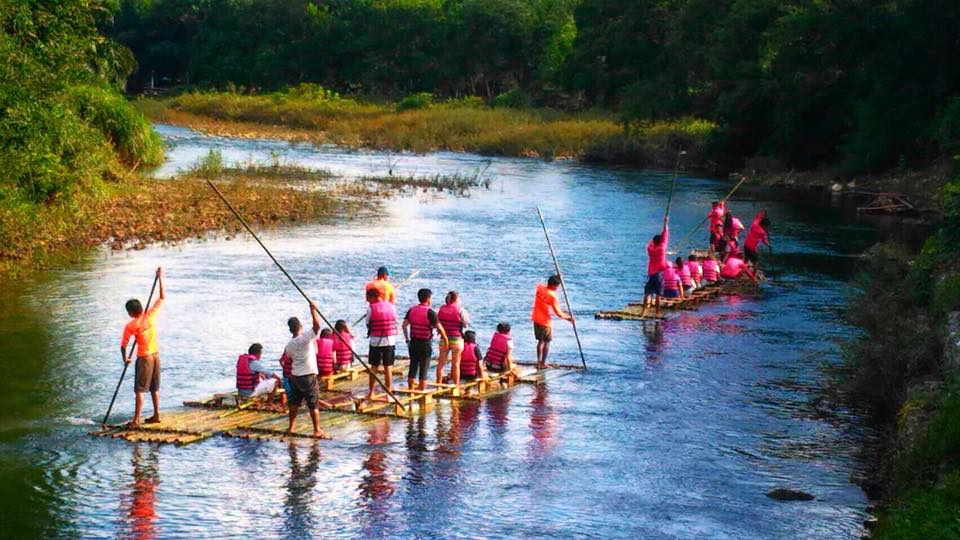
[120,267,165,427]
[365,266,396,303]
[531,275,574,369]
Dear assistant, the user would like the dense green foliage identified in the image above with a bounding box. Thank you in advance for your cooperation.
[0,0,161,205]
[0,0,162,267]
[112,0,960,173]
[845,172,960,535]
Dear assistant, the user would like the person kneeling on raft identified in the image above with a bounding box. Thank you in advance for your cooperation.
[236,343,282,403]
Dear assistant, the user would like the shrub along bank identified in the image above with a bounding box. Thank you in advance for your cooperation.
[844,172,960,538]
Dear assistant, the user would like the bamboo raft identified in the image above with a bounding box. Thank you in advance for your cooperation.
[92,358,567,445]
[595,274,763,321]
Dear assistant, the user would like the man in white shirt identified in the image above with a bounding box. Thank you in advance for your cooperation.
[284,301,327,439]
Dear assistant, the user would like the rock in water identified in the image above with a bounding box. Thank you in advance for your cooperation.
[766,488,815,501]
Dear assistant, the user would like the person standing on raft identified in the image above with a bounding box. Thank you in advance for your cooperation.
[365,266,396,304]
[640,216,669,318]
[531,275,574,369]
[436,291,471,387]
[366,287,398,401]
[120,266,165,427]
[743,210,771,268]
[402,288,449,391]
[283,301,327,439]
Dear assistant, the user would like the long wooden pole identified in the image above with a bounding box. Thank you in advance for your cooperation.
[663,150,686,222]
[102,272,159,427]
[536,207,586,370]
[352,268,421,327]
[673,174,748,254]
[205,179,406,411]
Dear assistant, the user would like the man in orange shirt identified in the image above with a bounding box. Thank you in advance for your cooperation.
[531,275,574,369]
[121,267,165,427]
[365,266,396,303]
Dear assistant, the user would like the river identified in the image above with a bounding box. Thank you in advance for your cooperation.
[0,124,881,538]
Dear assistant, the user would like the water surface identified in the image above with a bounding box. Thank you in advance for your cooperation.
[0,124,880,538]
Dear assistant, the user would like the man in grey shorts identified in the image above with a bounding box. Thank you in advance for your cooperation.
[284,300,327,439]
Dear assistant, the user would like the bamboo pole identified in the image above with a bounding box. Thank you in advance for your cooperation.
[102,271,160,427]
[205,179,406,411]
[536,207,586,370]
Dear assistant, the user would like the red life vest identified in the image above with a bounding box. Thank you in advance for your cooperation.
[368,300,397,338]
[315,337,335,376]
[485,332,510,368]
[437,304,463,338]
[687,261,702,282]
[702,260,720,282]
[663,267,681,292]
[721,257,746,279]
[236,353,259,391]
[461,343,480,376]
[407,304,433,340]
[279,352,292,378]
[334,330,353,368]
[679,265,694,287]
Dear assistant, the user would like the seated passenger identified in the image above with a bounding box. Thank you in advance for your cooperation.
[701,253,721,285]
[485,322,517,375]
[459,330,485,395]
[678,257,696,295]
[720,253,757,282]
[315,328,337,378]
[662,262,684,299]
[236,343,281,400]
[333,320,354,373]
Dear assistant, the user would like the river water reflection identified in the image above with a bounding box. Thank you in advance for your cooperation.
[0,124,880,538]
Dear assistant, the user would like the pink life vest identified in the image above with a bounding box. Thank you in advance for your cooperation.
[334,330,353,368]
[709,206,725,229]
[702,260,720,282]
[485,332,510,368]
[663,266,681,292]
[721,257,747,279]
[679,264,694,287]
[744,221,768,251]
[437,303,463,338]
[236,353,259,392]
[315,336,335,376]
[646,225,669,275]
[279,352,292,378]
[687,261,702,283]
[368,300,397,338]
[407,304,433,341]
[461,342,480,376]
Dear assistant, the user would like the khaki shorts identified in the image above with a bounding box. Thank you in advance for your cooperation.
[135,353,160,393]
[534,324,553,342]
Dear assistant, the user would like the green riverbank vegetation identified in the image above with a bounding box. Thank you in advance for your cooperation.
[138,89,714,165]
[111,0,960,180]
[844,171,960,538]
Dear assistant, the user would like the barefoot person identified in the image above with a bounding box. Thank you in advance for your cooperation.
[459,331,485,396]
[640,216,669,318]
[120,266,165,427]
[366,287,398,400]
[236,343,281,401]
[485,322,518,375]
[283,301,327,439]
[402,288,448,392]
[365,266,396,304]
[743,210,771,269]
[531,275,574,369]
[436,291,470,386]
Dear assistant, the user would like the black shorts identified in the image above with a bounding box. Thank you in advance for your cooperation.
[288,374,320,410]
[485,361,506,373]
[134,353,160,393]
[461,373,478,382]
[644,272,664,296]
[534,324,553,342]
[744,247,759,264]
[369,345,396,367]
[408,339,432,381]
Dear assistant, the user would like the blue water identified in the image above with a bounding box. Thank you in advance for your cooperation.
[0,124,880,538]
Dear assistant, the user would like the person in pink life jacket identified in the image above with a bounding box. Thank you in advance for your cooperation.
[315,328,337,378]
[701,253,721,285]
[662,261,684,299]
[436,290,471,387]
[708,200,726,246]
[687,254,703,288]
[723,212,745,240]
[677,256,696,295]
[365,287,398,401]
[721,253,758,282]
[640,215,669,318]
[333,320,354,373]
[459,330,485,396]
[720,233,740,263]
[236,343,281,400]
[402,288,449,392]
[743,209,771,267]
[485,322,517,376]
